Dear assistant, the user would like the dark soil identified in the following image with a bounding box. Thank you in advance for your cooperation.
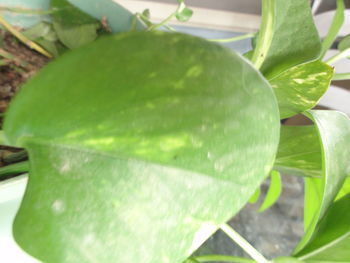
[0,29,49,179]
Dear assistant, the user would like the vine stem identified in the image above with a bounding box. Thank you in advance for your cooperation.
[333,73,350,80]
[208,33,255,43]
[220,224,270,263]
[325,47,350,64]
[194,254,255,263]
[250,0,275,69]
[147,2,186,31]
[0,161,29,178]
[0,15,52,58]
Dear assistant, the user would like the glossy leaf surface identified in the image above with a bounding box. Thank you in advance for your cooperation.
[295,194,350,262]
[4,32,280,263]
[252,0,321,78]
[269,61,333,119]
[293,110,350,254]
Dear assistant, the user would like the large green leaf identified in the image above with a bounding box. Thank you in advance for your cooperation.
[293,110,350,254]
[294,193,350,262]
[51,0,100,49]
[269,61,333,119]
[252,0,321,78]
[3,32,280,263]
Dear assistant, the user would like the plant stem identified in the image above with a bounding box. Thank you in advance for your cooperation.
[251,0,275,69]
[220,224,270,263]
[208,33,255,43]
[0,15,52,58]
[319,0,345,59]
[0,161,29,178]
[195,254,255,263]
[325,47,350,64]
[147,1,187,31]
[332,73,350,80]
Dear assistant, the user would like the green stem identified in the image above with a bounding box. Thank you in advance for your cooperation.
[332,73,350,80]
[0,15,52,58]
[251,0,275,69]
[220,224,270,263]
[195,254,255,263]
[147,1,187,31]
[319,0,345,59]
[208,33,255,43]
[325,47,350,64]
[0,161,29,178]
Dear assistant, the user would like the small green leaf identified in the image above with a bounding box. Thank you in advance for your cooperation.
[51,0,100,49]
[248,187,261,204]
[252,0,321,78]
[269,60,333,119]
[176,7,193,22]
[4,32,280,263]
[259,170,282,212]
[293,110,350,254]
[22,22,58,42]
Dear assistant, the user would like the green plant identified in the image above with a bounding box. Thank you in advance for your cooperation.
[1,0,350,263]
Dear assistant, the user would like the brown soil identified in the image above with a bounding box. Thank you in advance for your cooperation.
[0,29,49,178]
[0,30,49,116]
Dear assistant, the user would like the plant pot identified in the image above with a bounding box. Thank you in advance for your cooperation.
[0,0,143,31]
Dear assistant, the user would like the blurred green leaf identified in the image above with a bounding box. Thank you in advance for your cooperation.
[51,0,100,49]
[248,187,261,204]
[274,125,322,178]
[295,194,350,262]
[338,34,350,60]
[320,0,345,58]
[269,60,333,119]
[4,32,280,263]
[252,0,321,78]
[176,6,193,22]
[293,110,350,254]
[259,170,282,212]
[22,22,58,42]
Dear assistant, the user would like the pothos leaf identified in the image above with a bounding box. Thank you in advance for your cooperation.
[269,60,333,119]
[252,0,321,78]
[274,125,322,178]
[295,194,350,262]
[259,170,282,212]
[4,32,280,263]
[293,110,350,254]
